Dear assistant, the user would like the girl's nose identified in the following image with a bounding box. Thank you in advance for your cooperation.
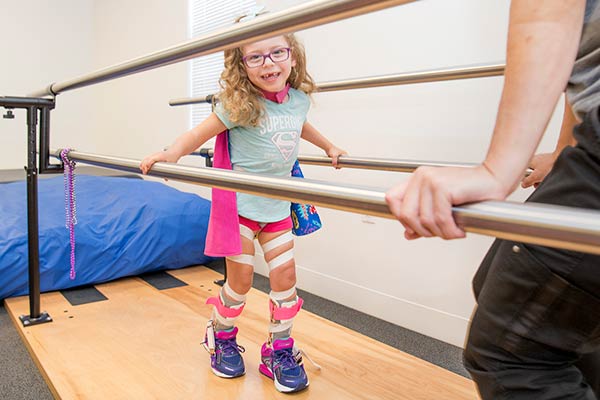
[263,55,276,66]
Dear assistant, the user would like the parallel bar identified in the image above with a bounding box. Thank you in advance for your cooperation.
[191,150,535,175]
[170,94,214,107]
[192,149,477,172]
[0,96,55,108]
[299,154,531,176]
[169,63,505,106]
[30,0,413,97]
[299,154,476,171]
[52,149,600,255]
[317,63,505,92]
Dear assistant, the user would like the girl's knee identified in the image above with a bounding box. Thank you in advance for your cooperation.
[269,264,296,291]
[225,263,254,293]
[228,278,252,295]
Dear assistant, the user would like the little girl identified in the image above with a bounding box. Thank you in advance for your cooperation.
[140,27,345,393]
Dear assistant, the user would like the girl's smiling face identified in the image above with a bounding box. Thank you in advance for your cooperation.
[242,36,296,93]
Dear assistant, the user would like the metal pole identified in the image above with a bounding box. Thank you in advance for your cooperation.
[192,148,477,171]
[25,107,40,318]
[1,96,55,327]
[169,63,506,106]
[316,63,504,92]
[298,154,532,176]
[30,0,414,97]
[39,104,62,174]
[191,150,535,175]
[300,154,477,171]
[21,108,52,326]
[53,149,600,256]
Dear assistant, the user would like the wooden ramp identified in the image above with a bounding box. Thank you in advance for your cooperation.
[5,266,477,400]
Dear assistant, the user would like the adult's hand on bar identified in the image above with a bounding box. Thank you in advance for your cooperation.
[385,165,506,240]
[521,152,557,189]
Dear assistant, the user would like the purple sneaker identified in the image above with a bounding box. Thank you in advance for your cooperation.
[259,337,309,393]
[203,325,245,378]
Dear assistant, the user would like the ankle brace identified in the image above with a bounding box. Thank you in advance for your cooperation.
[207,283,246,331]
[268,290,303,340]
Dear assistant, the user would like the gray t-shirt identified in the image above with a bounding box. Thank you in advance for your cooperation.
[214,88,310,222]
[567,0,600,118]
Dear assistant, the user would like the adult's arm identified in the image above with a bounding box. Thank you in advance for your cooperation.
[521,97,578,188]
[385,0,586,240]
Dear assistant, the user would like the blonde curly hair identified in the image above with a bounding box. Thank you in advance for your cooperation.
[218,33,316,127]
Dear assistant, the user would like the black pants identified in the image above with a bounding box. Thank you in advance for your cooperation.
[463,106,600,399]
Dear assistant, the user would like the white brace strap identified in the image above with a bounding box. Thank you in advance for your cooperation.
[269,320,294,333]
[261,231,294,253]
[267,248,294,271]
[226,254,254,265]
[223,281,246,302]
[239,224,255,241]
[214,310,241,327]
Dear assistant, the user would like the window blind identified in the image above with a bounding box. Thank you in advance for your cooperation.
[189,0,256,127]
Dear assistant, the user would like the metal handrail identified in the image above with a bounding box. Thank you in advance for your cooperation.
[169,63,506,106]
[30,0,414,97]
[190,149,535,175]
[53,149,600,256]
[191,149,477,172]
[293,154,478,172]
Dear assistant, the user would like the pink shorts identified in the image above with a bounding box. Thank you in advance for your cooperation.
[239,215,292,233]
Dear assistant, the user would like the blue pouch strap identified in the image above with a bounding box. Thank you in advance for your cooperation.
[290,160,322,236]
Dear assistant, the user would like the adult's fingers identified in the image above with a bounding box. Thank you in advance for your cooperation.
[397,172,433,239]
[385,183,406,220]
[521,169,542,188]
[432,187,465,239]
[417,182,441,237]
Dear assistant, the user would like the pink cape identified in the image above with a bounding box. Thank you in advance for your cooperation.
[204,84,292,257]
[203,131,242,256]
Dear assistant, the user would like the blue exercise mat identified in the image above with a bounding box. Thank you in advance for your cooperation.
[0,175,215,299]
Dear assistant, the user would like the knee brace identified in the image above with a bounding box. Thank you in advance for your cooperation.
[226,253,254,265]
[226,224,256,266]
[239,223,256,241]
[261,231,294,271]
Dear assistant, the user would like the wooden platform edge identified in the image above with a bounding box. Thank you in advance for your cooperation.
[4,300,61,400]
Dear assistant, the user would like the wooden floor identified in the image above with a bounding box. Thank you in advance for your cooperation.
[5,266,477,400]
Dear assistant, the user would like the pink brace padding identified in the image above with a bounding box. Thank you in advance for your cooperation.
[206,296,245,318]
[204,131,242,257]
[270,297,304,320]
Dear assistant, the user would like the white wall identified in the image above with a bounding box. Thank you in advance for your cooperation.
[257,0,564,346]
[86,0,211,197]
[3,0,565,347]
[88,0,189,158]
[0,0,95,170]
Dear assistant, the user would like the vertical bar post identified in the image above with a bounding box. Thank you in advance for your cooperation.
[26,107,40,317]
[20,106,52,326]
[39,105,61,173]
[1,96,55,326]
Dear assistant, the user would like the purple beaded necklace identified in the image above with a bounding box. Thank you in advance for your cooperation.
[60,148,77,280]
